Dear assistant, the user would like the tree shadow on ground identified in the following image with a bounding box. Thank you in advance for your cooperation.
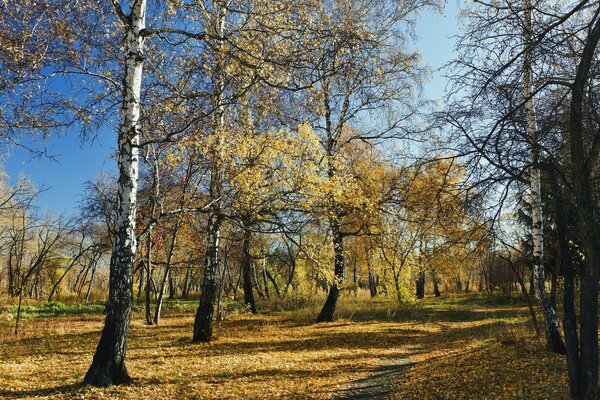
[0,383,82,399]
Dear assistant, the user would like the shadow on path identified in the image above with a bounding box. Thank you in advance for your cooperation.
[335,357,414,400]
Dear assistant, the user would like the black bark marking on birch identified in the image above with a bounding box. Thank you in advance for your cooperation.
[84,5,144,382]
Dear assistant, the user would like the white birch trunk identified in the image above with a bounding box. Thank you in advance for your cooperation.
[84,0,146,386]
[193,0,226,342]
[523,0,564,353]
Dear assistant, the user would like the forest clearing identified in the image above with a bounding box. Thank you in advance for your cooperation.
[1,294,567,399]
[3,0,600,398]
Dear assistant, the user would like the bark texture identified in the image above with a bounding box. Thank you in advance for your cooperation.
[84,0,146,386]
[242,226,257,313]
[568,13,600,397]
[192,0,226,343]
[316,220,345,322]
[523,0,564,354]
[193,211,221,342]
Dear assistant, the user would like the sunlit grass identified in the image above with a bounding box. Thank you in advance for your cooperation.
[0,293,568,399]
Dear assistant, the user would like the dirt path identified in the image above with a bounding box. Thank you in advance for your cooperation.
[336,357,414,400]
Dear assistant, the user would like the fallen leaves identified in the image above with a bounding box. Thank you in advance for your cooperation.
[0,296,570,399]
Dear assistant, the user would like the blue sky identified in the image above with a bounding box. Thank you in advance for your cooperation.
[4,2,462,216]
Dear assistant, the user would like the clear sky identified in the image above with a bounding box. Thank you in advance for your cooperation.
[4,1,462,216]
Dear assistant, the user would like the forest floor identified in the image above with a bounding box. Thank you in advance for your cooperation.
[0,294,568,399]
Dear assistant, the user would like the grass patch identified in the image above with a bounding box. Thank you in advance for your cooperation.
[0,300,107,319]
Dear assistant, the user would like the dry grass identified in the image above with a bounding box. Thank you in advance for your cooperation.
[0,294,569,399]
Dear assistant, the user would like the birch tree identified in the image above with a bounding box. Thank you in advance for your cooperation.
[523,0,564,353]
[82,0,208,386]
[82,0,148,386]
[285,0,432,322]
[446,0,571,353]
[447,0,600,396]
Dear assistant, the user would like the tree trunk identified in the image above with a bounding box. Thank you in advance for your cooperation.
[167,275,174,299]
[432,271,441,297]
[455,275,462,292]
[514,260,543,338]
[154,223,179,325]
[523,0,565,355]
[567,13,600,397]
[548,165,581,399]
[182,262,191,299]
[316,220,345,322]
[193,3,226,342]
[85,264,97,304]
[193,211,222,342]
[153,266,170,325]
[365,244,377,298]
[242,227,256,313]
[144,235,153,325]
[261,254,270,299]
[352,254,358,296]
[83,1,145,386]
[416,270,425,299]
[216,250,229,321]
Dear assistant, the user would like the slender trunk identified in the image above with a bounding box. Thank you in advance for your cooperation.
[432,271,441,297]
[193,212,221,342]
[548,166,581,399]
[455,275,462,292]
[282,246,297,297]
[229,262,238,299]
[242,226,257,313]
[14,289,24,335]
[83,1,145,386]
[48,257,83,302]
[316,219,345,322]
[265,269,281,297]
[365,244,377,298]
[153,267,170,325]
[182,261,191,299]
[523,0,564,354]
[168,275,176,299]
[144,235,153,325]
[193,3,226,342]
[393,268,402,302]
[86,264,97,304]
[506,257,542,337]
[416,246,425,299]
[522,274,542,338]
[154,224,179,325]
[136,263,144,300]
[261,254,270,299]
[416,270,425,299]
[352,254,358,296]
